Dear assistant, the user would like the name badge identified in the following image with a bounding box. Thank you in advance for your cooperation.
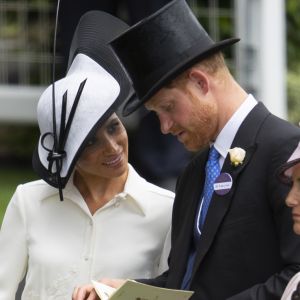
[214,173,233,195]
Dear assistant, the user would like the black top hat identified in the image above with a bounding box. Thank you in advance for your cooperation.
[109,0,240,116]
[32,11,133,195]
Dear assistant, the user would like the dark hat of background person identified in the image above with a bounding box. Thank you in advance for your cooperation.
[109,0,240,116]
[32,11,133,199]
[277,142,300,185]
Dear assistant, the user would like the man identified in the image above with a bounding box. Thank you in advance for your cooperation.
[73,0,300,299]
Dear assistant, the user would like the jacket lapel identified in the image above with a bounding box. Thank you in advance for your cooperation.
[190,102,270,280]
[183,151,209,239]
[167,148,209,288]
[175,150,208,263]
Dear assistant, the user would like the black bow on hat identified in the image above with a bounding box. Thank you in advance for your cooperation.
[109,0,240,116]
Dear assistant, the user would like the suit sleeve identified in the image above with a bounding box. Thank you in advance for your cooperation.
[136,270,169,287]
[0,186,28,299]
[227,135,300,300]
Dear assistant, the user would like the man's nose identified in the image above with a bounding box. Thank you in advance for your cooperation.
[159,115,173,134]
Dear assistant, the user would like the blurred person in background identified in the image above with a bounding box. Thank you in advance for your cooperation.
[278,142,300,300]
[0,11,173,299]
[59,0,174,73]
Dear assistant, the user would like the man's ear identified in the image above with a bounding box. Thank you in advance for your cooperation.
[188,69,209,94]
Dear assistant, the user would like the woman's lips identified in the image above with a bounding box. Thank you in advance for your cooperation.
[102,153,123,167]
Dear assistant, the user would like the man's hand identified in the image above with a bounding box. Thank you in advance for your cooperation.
[72,279,126,300]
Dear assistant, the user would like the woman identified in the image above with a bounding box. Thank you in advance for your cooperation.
[0,11,174,300]
[278,142,300,300]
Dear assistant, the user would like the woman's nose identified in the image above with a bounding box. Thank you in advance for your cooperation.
[286,185,300,207]
[103,136,119,153]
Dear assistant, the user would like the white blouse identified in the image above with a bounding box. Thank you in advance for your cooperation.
[0,164,174,300]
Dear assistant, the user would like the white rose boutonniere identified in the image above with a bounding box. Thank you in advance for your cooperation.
[228,147,246,167]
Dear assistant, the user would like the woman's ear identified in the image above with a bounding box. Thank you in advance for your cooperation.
[188,69,209,94]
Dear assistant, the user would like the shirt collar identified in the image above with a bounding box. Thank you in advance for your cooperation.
[63,164,148,216]
[214,94,257,162]
[122,164,148,216]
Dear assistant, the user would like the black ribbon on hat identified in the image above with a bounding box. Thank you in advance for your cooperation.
[40,0,88,201]
[40,79,87,201]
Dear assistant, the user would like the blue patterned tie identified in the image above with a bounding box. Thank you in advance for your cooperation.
[198,146,220,232]
[181,146,220,290]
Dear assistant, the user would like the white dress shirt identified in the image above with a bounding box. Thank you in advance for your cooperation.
[0,164,174,300]
[196,95,257,234]
[214,94,257,168]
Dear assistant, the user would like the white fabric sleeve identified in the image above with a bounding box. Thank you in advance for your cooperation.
[156,226,171,275]
[0,185,28,299]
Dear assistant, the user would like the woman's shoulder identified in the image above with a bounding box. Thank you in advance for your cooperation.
[125,165,175,209]
[128,165,174,198]
[14,179,58,202]
[4,180,58,222]
[17,179,54,191]
[143,181,175,199]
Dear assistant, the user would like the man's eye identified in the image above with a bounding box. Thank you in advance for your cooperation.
[163,104,173,112]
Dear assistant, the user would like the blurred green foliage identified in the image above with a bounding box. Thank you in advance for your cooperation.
[287,0,300,124]
[0,125,39,224]
[286,0,300,71]
[287,66,300,124]
[0,124,39,159]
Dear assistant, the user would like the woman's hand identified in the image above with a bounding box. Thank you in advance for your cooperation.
[72,278,126,300]
[72,283,98,300]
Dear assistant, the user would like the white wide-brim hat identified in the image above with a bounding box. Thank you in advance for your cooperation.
[32,10,133,190]
[33,53,122,188]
